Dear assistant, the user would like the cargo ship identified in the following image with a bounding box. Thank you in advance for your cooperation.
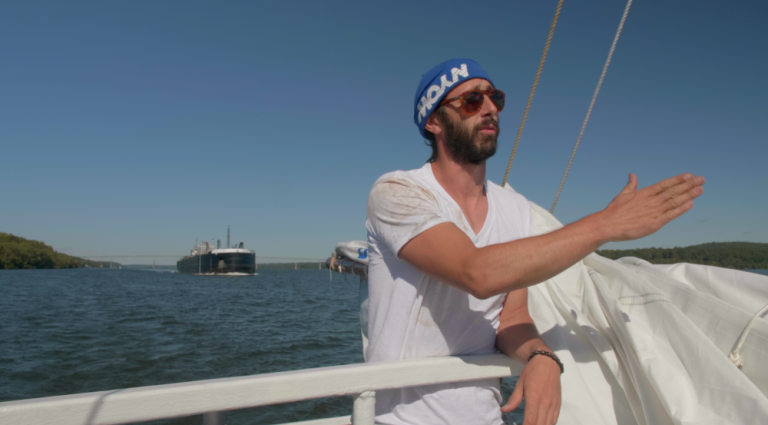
[176,227,256,275]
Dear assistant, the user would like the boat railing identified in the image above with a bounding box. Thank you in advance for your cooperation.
[0,353,524,425]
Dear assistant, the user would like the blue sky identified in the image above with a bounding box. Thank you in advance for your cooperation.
[1,1,766,264]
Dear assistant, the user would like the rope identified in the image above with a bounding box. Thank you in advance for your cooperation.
[550,0,633,213]
[728,302,768,369]
[501,0,564,188]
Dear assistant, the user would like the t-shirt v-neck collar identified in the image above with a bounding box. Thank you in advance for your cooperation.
[423,163,493,240]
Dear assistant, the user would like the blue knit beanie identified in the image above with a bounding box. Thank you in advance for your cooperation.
[414,59,494,139]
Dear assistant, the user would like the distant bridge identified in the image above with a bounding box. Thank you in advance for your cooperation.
[77,254,327,261]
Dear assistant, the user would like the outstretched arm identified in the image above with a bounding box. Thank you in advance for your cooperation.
[496,289,561,425]
[399,173,705,299]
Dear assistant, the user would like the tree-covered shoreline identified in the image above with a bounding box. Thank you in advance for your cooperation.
[0,233,120,269]
[3,233,766,271]
[258,262,327,270]
[597,242,768,269]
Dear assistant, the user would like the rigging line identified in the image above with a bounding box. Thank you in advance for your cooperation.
[550,0,633,213]
[502,0,564,188]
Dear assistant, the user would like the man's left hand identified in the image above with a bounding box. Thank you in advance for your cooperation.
[501,354,562,424]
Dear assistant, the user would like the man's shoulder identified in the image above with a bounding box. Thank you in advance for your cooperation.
[371,170,412,187]
[367,165,442,224]
[369,165,436,202]
[371,164,430,188]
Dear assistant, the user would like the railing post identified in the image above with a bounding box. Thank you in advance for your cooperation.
[203,411,224,425]
[352,391,376,425]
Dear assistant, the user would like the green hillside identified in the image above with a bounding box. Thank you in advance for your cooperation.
[597,242,768,269]
[3,233,764,271]
[0,233,119,269]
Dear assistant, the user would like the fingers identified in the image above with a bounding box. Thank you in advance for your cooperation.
[515,385,560,425]
[667,175,705,198]
[523,399,558,425]
[655,175,702,226]
[650,173,694,195]
[524,402,543,425]
[547,400,561,425]
[660,200,694,226]
[521,404,538,425]
[659,176,704,209]
[619,173,638,195]
[665,185,703,210]
[534,396,559,425]
[501,383,524,413]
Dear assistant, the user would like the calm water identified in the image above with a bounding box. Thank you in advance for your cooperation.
[0,269,524,424]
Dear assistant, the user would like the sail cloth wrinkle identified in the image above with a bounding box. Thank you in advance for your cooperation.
[520,194,768,424]
[622,258,768,319]
[613,258,768,397]
[529,272,640,425]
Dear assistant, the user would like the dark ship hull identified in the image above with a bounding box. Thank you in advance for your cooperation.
[177,250,256,275]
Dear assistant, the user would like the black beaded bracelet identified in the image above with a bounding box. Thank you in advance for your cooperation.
[528,350,564,374]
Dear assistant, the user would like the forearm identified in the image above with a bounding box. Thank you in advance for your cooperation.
[497,288,551,364]
[497,322,550,363]
[498,302,563,419]
[400,173,704,300]
[468,212,610,298]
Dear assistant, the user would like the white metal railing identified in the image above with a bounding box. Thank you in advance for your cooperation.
[0,354,523,425]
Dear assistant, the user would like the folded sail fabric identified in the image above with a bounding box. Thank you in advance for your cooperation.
[522,192,768,424]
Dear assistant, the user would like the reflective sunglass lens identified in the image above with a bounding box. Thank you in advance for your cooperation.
[463,91,484,113]
[491,91,505,111]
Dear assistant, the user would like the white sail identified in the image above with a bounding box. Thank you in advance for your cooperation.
[525,196,768,424]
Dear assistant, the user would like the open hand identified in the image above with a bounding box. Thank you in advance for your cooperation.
[501,354,561,425]
[601,173,705,242]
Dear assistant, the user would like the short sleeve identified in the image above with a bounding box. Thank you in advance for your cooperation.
[366,175,450,257]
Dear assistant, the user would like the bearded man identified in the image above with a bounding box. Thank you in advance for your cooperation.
[364,59,704,425]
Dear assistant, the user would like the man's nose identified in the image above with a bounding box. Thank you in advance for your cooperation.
[480,93,498,116]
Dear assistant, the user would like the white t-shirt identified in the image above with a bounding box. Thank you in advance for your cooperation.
[365,163,533,425]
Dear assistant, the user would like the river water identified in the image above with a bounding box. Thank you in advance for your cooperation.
[3,269,767,424]
[1,269,528,424]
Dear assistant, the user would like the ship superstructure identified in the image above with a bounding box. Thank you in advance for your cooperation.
[177,228,256,275]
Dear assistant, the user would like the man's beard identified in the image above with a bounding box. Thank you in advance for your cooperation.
[443,116,499,165]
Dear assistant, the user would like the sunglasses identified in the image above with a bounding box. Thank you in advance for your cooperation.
[439,88,505,115]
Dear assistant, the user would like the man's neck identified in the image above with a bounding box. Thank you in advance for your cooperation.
[430,157,488,235]
[430,157,486,200]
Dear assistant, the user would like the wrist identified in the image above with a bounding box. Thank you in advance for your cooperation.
[528,349,564,374]
[579,211,614,246]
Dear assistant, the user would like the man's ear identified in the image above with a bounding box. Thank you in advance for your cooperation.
[424,113,442,138]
